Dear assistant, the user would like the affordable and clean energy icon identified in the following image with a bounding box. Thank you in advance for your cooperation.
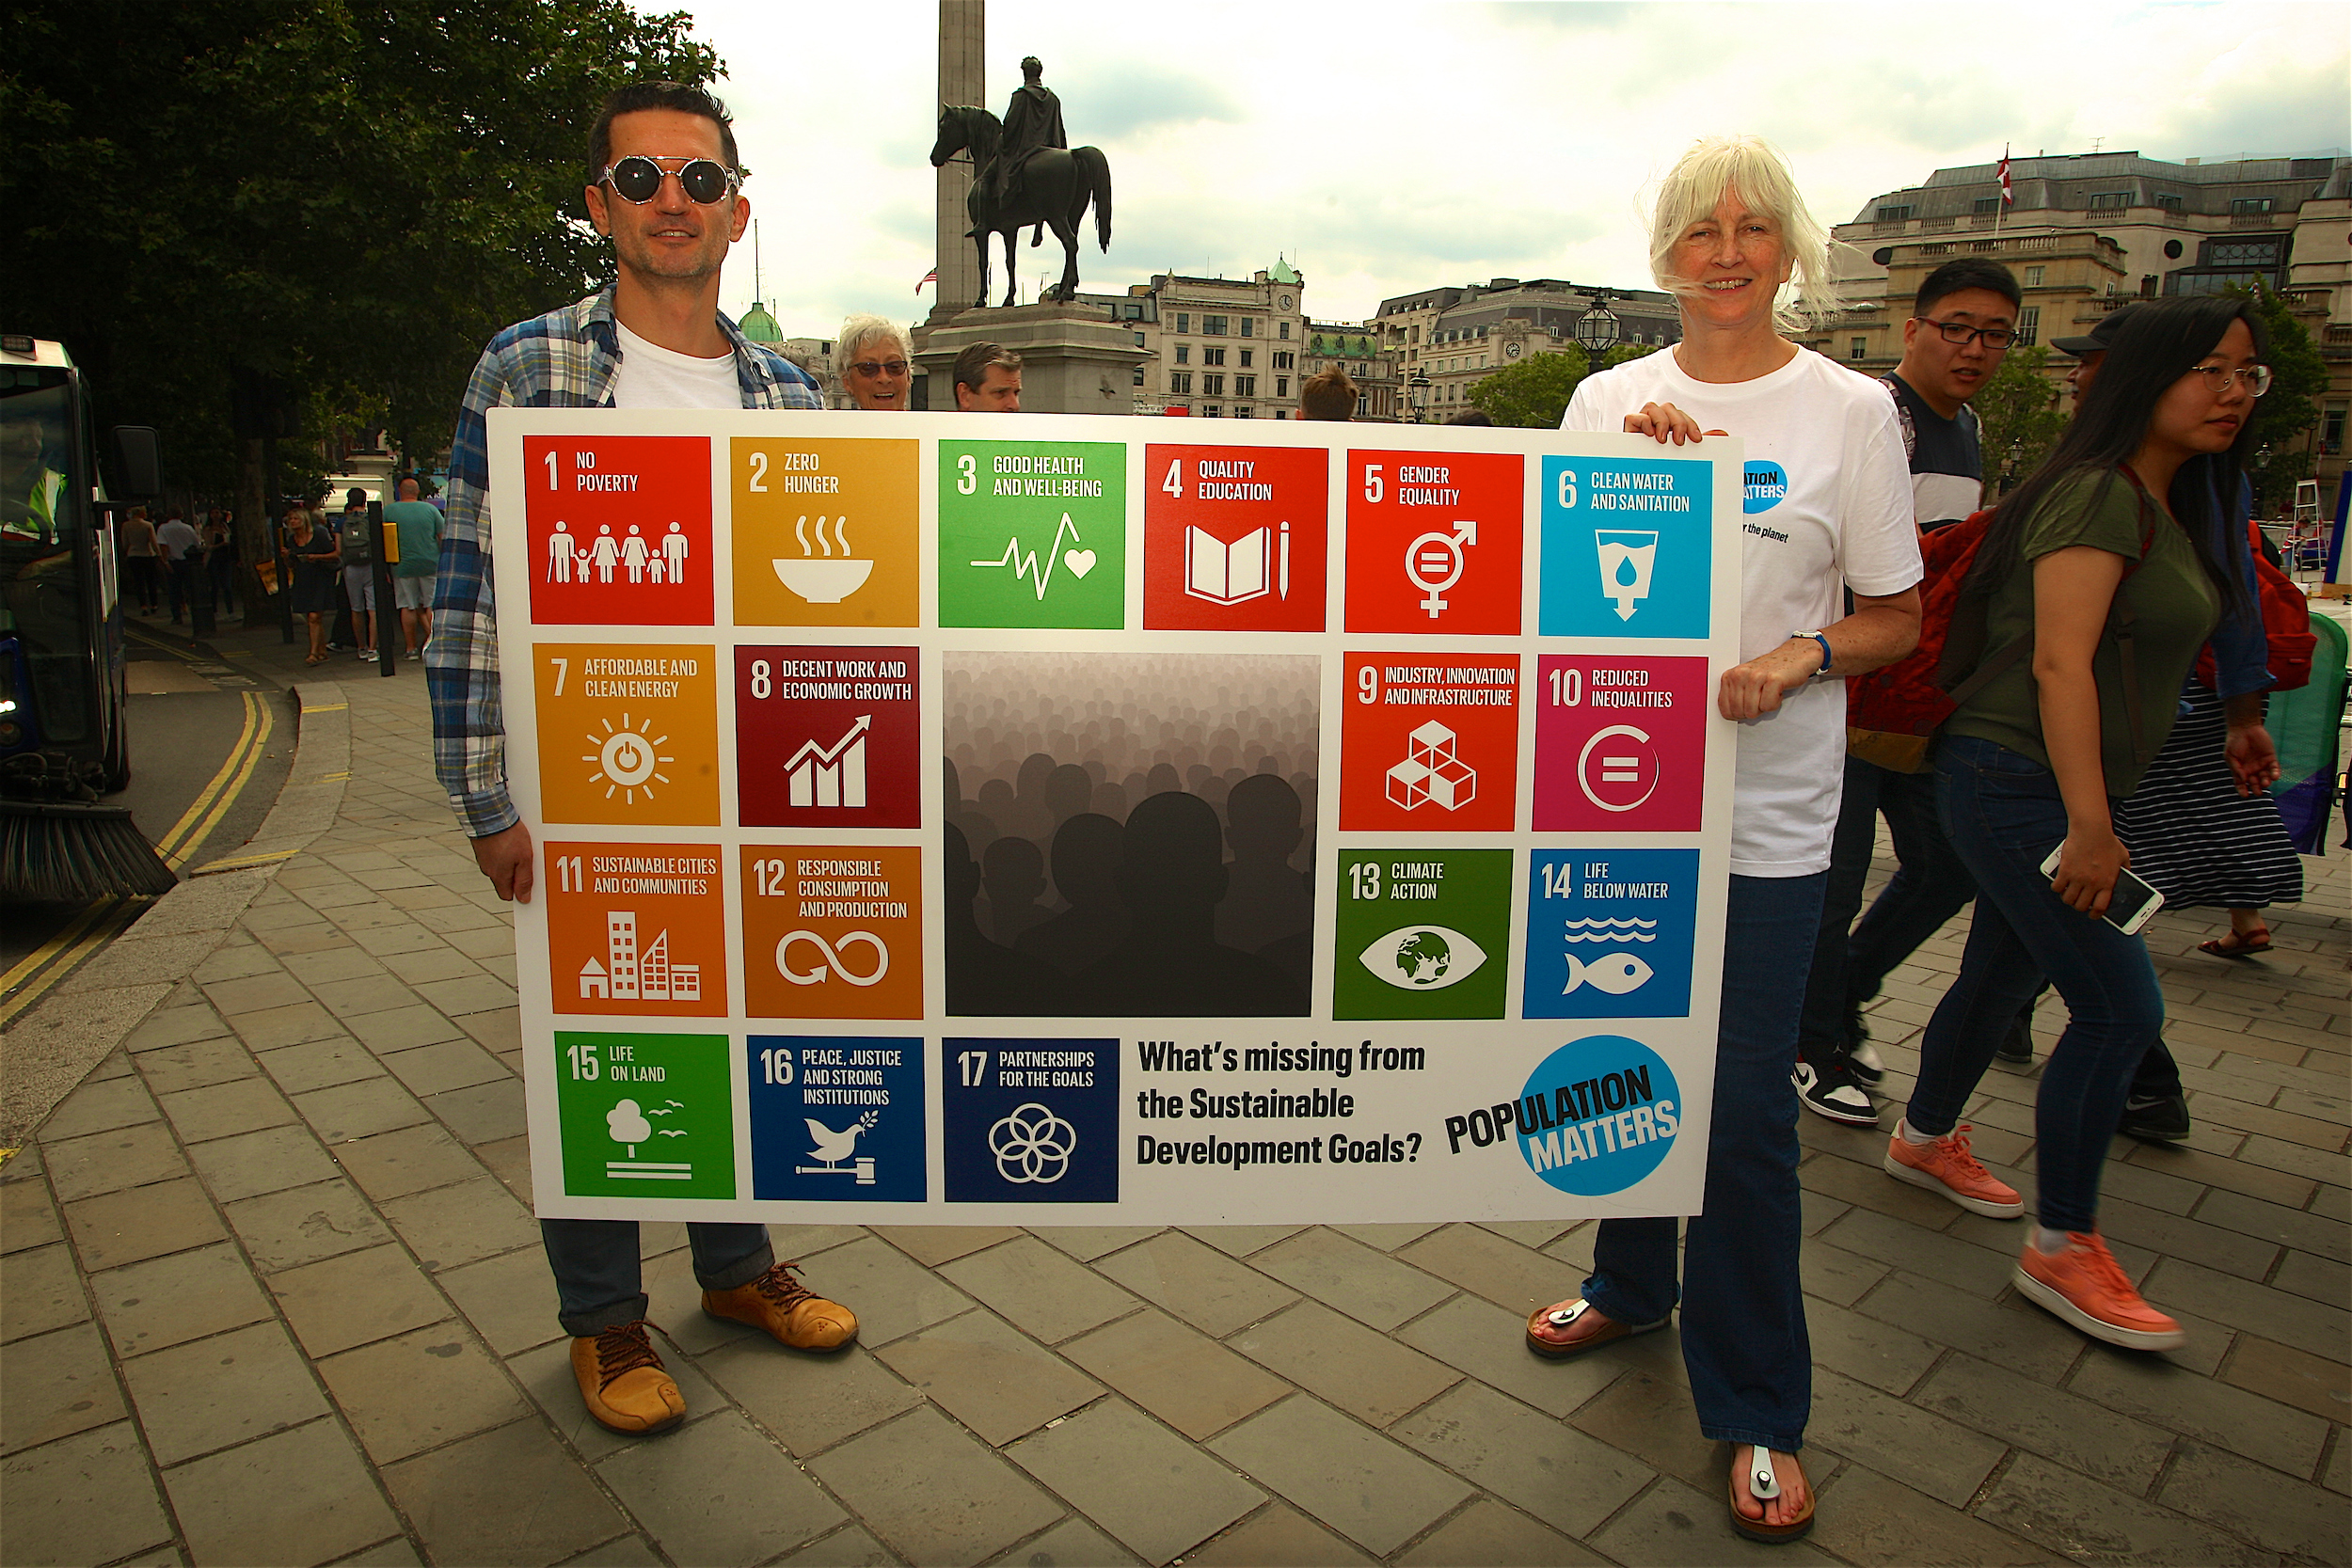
[578,911,703,1002]
[1405,519,1477,617]
[989,1102,1077,1184]
[797,1109,880,1184]
[1387,721,1478,812]
[1185,520,1290,605]
[1563,952,1655,995]
[582,714,674,805]
[972,514,1096,600]
[604,1097,692,1180]
[787,715,870,808]
[1595,530,1659,620]
[773,515,872,604]
[1359,924,1489,990]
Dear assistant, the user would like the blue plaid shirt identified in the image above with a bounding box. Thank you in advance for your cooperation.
[427,287,823,837]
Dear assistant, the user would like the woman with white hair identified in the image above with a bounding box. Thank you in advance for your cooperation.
[1524,135,1922,1544]
[837,314,912,410]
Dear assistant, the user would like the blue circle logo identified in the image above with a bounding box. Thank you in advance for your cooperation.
[1742,461,1788,515]
[1516,1036,1682,1196]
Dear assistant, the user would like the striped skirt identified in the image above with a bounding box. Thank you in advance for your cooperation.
[2113,679,2305,911]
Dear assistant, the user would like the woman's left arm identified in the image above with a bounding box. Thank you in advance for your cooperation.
[1716,588,1920,721]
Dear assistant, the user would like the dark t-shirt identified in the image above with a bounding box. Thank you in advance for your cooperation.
[1883,372,1981,529]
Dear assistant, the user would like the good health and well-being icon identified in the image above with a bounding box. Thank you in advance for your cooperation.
[938,442,1125,629]
[1539,455,1711,639]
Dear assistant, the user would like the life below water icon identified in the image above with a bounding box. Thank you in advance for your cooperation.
[604,1098,692,1180]
[797,1110,880,1183]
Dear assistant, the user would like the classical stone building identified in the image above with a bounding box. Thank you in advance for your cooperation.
[1372,278,1681,419]
[1077,260,1310,418]
[1301,322,1398,421]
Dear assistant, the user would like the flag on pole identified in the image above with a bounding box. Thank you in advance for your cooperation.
[915,268,938,295]
[1997,146,2013,205]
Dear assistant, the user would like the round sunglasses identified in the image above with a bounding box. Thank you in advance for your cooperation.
[599,155,737,206]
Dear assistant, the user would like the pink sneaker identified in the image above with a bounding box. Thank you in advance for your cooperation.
[1883,1122,2024,1217]
[2014,1230,2185,1350]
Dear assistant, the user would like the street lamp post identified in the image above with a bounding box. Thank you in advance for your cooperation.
[1407,372,1430,424]
[1573,289,1620,366]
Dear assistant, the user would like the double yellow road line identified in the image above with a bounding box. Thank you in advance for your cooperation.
[0,690,275,1029]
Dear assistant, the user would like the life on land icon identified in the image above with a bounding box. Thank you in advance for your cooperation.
[605,1097,692,1180]
[798,1110,880,1184]
[773,515,873,605]
[1595,531,1658,620]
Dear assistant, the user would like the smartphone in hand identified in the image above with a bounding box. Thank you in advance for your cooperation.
[2039,846,2165,935]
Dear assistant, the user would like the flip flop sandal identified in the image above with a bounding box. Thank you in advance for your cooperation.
[2197,928,2270,958]
[1729,1447,1815,1544]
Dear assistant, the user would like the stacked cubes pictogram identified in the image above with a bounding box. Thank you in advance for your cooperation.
[1387,721,1478,812]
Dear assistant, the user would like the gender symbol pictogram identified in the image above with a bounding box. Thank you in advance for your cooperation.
[988,1102,1077,1185]
[1406,520,1476,617]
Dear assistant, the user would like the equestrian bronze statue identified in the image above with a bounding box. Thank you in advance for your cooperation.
[930,99,1112,308]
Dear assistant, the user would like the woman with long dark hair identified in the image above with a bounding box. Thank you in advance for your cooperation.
[1883,295,2263,1351]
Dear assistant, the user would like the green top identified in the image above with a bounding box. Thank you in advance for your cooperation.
[381,499,442,578]
[1944,467,2219,797]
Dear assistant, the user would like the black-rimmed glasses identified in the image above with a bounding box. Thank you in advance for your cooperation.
[600,155,737,205]
[1915,317,2018,350]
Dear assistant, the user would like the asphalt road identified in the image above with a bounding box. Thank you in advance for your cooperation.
[0,640,294,985]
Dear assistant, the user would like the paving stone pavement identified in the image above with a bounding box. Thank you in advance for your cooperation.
[1,626,2344,1568]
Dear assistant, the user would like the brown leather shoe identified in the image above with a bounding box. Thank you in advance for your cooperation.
[571,1321,685,1434]
[703,1260,857,1349]
[1525,1297,1667,1359]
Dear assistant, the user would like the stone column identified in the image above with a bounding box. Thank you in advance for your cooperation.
[931,0,984,322]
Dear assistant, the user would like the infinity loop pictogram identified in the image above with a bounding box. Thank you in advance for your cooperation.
[775,929,890,987]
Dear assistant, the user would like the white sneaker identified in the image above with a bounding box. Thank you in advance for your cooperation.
[359,649,378,662]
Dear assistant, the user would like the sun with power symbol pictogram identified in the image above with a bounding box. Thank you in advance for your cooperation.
[581,713,673,804]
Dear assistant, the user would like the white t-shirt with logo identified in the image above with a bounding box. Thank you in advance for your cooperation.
[1563,347,1921,877]
[612,320,742,410]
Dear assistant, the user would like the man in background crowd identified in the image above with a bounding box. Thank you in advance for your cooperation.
[953,341,1023,410]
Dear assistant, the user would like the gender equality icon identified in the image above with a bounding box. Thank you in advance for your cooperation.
[1343,450,1521,635]
[522,436,713,626]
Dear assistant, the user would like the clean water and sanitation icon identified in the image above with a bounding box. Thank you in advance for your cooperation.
[1595,531,1658,620]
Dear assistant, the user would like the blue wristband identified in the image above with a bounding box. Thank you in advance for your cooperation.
[1803,632,1832,674]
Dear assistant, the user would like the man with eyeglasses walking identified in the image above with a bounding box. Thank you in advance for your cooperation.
[427,80,859,1438]
[1791,259,2021,1126]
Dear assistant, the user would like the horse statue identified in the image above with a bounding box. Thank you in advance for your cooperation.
[930,105,1112,308]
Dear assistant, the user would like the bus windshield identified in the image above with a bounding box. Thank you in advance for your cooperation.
[1,374,96,744]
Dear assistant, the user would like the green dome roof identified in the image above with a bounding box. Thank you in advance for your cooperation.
[739,301,783,344]
[1269,255,1300,285]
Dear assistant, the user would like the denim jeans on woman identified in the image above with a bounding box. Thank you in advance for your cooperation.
[1581,870,1827,1454]
[1904,735,2165,1231]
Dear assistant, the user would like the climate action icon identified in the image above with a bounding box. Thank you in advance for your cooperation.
[1359,924,1488,991]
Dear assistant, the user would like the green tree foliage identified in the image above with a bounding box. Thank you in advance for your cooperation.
[2236,289,2329,514]
[3,1,717,522]
[1465,347,1588,428]
[1974,344,2068,494]
[1601,342,1661,369]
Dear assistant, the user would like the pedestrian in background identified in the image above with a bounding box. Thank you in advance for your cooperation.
[1299,365,1356,420]
[154,507,199,625]
[202,507,239,617]
[952,341,1022,410]
[837,314,913,410]
[284,505,340,663]
[381,475,442,659]
[339,486,378,660]
[121,503,160,613]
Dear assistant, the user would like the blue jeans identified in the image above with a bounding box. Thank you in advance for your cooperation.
[1904,736,2165,1231]
[1798,756,1975,1058]
[1582,870,1825,1454]
[541,1219,773,1337]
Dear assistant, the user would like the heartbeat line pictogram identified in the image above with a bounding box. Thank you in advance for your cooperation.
[970,514,1086,601]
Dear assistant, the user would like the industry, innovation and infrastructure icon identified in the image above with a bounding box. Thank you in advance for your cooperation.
[1387,721,1477,812]
[578,911,703,1002]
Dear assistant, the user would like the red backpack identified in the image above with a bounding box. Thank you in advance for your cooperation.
[2193,519,2315,693]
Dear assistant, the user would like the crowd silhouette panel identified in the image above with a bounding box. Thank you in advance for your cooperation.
[942,654,1320,1017]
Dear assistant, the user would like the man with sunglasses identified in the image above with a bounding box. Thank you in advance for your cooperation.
[837,314,913,410]
[429,81,857,1440]
[1791,259,2020,1127]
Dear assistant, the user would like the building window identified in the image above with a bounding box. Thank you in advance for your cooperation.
[1235,405,1252,417]
[1203,373,1225,395]
[2024,265,2045,287]
[1123,303,1143,319]
[1276,376,1289,397]
[1175,345,1189,366]
[1236,374,1256,397]
[1876,204,1914,222]
[1204,347,1226,367]
[1279,322,1291,340]
[1973,197,2001,214]
[1203,405,1220,418]
[1174,312,1188,333]
[1851,337,1868,360]
[2154,193,2183,211]
[1203,314,1228,335]
[1240,319,1254,337]
[2087,191,2132,210]
[1273,351,1294,370]
[2209,240,2282,267]
[1239,349,1253,368]
[2016,305,2040,346]
[1274,410,1288,420]
[1133,331,1146,346]
[1168,372,1192,394]
[1133,368,1145,386]
[2230,197,2275,215]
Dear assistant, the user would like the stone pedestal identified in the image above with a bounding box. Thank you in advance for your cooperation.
[912,305,1150,416]
[929,0,985,325]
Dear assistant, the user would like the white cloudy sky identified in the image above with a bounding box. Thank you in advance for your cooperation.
[698,0,2349,337]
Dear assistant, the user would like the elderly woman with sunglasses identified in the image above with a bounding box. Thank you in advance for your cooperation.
[836,315,914,410]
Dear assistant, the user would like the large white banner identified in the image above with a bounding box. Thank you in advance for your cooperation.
[490,408,1743,1226]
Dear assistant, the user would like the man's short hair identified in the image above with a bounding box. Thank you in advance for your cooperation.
[1915,257,2021,318]
[953,341,1022,393]
[840,314,914,367]
[587,81,739,187]
[1021,55,1042,77]
[1299,366,1357,421]
[396,476,421,499]
[345,487,368,509]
